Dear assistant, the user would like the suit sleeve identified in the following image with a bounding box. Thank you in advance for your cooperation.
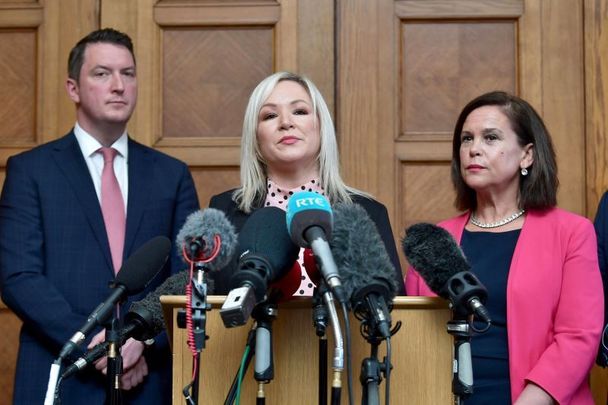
[525,219,604,403]
[0,156,89,356]
[594,192,608,324]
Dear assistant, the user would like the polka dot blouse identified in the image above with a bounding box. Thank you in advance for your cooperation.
[264,178,325,296]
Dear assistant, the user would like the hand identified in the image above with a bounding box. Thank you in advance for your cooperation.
[88,332,145,375]
[514,383,555,405]
[88,329,108,372]
[120,355,149,390]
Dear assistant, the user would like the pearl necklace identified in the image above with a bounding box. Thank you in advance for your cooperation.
[470,209,525,229]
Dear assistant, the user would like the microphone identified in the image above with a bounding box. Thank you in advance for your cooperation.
[61,306,155,379]
[220,207,300,327]
[402,223,491,323]
[176,208,238,268]
[286,191,345,303]
[127,208,238,337]
[58,236,171,360]
[331,202,398,339]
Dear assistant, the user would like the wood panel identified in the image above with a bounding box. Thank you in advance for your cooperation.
[0,302,21,405]
[400,21,516,140]
[162,28,273,139]
[585,0,608,217]
[0,29,36,146]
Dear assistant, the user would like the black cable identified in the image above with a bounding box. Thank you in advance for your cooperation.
[384,337,391,405]
[340,302,354,405]
[319,336,328,405]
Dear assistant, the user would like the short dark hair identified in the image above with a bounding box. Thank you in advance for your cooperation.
[451,91,558,211]
[67,28,135,82]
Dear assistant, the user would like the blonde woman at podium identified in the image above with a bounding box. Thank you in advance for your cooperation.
[208,71,404,297]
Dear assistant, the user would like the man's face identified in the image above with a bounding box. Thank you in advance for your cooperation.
[66,42,137,137]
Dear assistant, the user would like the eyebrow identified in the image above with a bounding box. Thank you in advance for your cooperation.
[261,99,310,108]
[461,127,503,135]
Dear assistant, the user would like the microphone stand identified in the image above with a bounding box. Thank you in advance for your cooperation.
[360,339,382,405]
[322,289,344,405]
[355,295,401,405]
[106,315,123,405]
[252,301,278,405]
[312,288,329,405]
[177,263,211,405]
[446,317,474,404]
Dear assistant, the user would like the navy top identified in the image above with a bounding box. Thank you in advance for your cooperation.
[460,228,520,404]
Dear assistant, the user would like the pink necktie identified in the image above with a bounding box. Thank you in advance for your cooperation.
[99,147,126,274]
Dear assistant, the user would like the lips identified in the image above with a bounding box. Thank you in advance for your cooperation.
[279,136,300,144]
[466,164,484,170]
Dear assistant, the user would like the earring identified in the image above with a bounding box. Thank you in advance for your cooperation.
[521,167,528,176]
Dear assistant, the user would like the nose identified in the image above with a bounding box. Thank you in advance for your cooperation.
[279,113,294,130]
[111,72,125,93]
[468,137,482,156]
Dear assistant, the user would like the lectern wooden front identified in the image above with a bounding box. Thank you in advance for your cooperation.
[160,296,452,404]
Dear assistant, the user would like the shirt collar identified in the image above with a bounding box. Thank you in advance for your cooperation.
[74,122,129,159]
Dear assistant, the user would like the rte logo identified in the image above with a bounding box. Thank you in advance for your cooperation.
[295,197,326,208]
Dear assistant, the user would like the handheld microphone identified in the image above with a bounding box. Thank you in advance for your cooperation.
[402,223,491,323]
[220,207,299,327]
[61,306,155,379]
[58,236,171,360]
[286,191,345,303]
[331,202,398,339]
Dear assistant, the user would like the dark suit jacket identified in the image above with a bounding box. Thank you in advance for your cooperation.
[594,191,608,366]
[208,189,405,295]
[0,132,199,404]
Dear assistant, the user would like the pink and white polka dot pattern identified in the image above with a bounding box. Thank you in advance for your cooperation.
[264,178,325,296]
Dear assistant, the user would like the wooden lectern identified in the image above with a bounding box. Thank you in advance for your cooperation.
[160,296,453,404]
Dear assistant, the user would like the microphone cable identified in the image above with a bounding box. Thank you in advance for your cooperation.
[340,301,354,405]
[182,234,222,404]
[224,324,256,405]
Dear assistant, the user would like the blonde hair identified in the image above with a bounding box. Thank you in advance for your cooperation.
[233,71,367,212]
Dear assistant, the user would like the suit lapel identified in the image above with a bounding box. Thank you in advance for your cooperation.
[124,139,153,257]
[52,132,114,271]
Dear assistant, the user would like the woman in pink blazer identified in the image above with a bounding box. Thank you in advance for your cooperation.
[406,91,603,404]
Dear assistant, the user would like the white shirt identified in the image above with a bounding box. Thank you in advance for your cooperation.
[73,122,129,211]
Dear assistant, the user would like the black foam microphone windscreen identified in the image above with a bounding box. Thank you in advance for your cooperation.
[117,235,173,294]
[401,223,470,292]
[402,223,490,323]
[331,202,398,338]
[129,271,190,337]
[175,208,237,270]
[331,202,398,300]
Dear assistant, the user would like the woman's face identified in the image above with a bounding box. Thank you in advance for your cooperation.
[256,80,321,176]
[459,105,533,196]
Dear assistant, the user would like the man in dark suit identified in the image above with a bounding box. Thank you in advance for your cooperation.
[0,28,199,404]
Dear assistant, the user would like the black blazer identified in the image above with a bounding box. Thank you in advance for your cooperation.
[208,189,405,295]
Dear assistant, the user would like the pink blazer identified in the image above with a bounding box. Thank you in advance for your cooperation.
[405,208,603,404]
